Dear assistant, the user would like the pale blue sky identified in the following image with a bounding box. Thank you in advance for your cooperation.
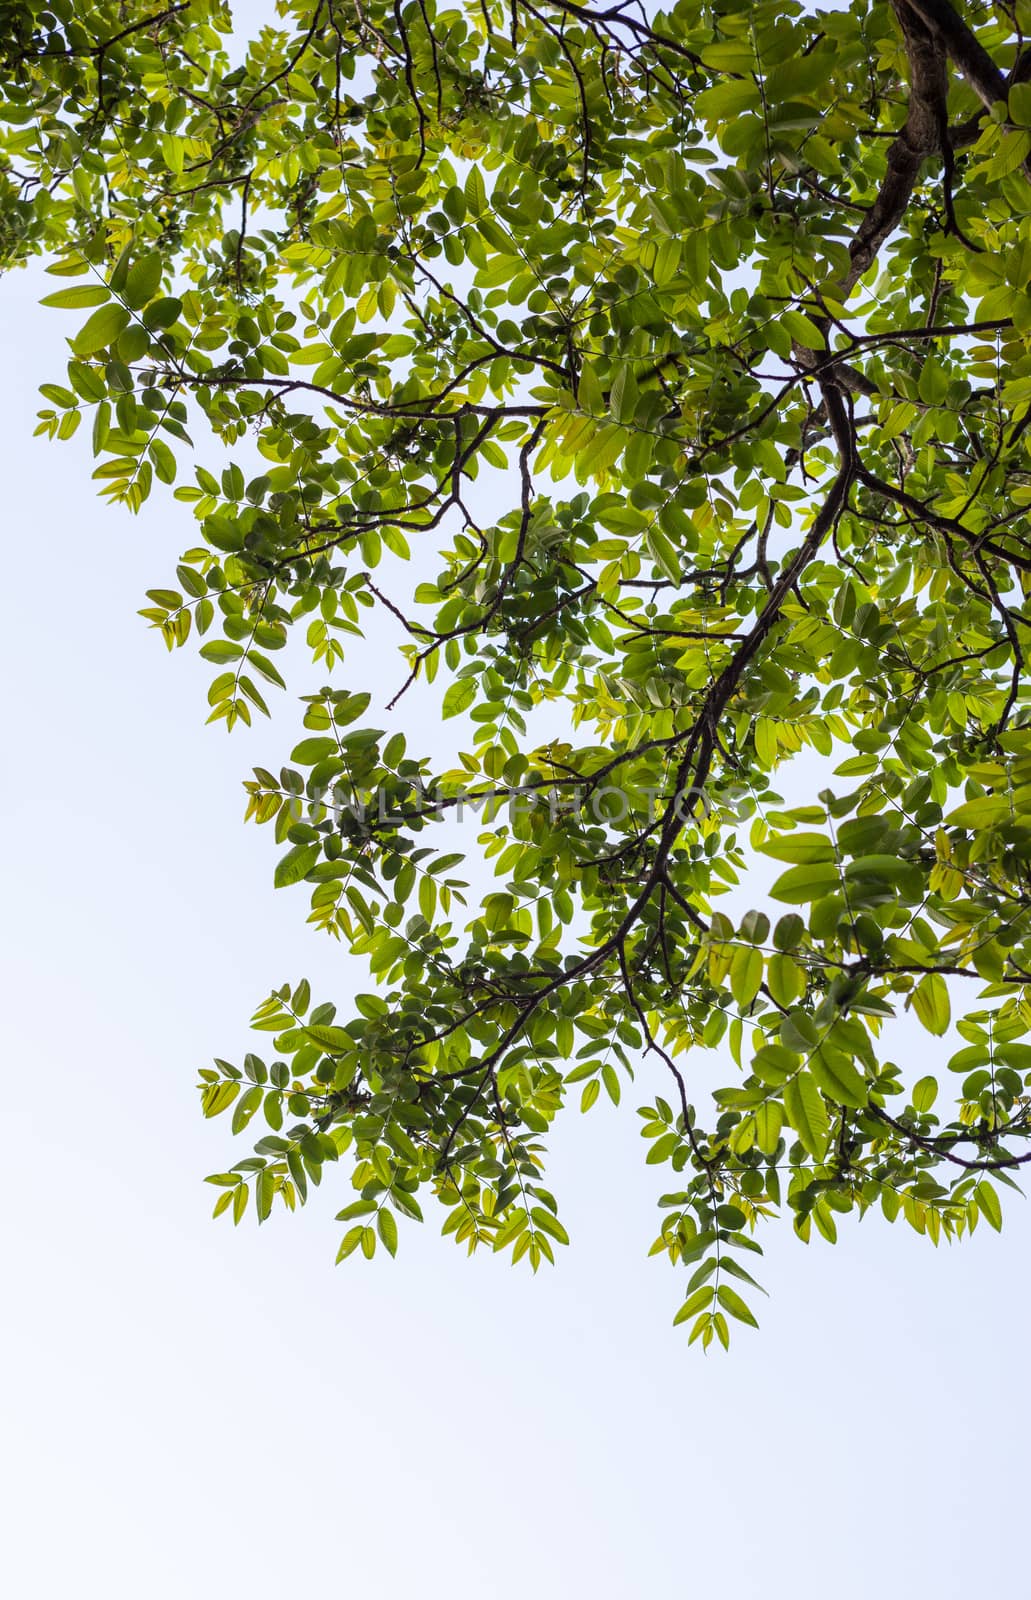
[3,44,1030,1598]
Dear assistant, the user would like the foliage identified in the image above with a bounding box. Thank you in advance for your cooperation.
[8,0,1031,1348]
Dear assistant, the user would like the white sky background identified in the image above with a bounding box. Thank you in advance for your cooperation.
[3,8,1031,1596]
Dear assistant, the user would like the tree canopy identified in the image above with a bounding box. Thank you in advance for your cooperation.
[8,0,1031,1348]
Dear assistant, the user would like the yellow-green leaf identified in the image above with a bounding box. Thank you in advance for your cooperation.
[783,1071,830,1160]
[911,973,950,1036]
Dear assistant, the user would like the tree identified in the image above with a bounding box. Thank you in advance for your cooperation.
[7,0,1031,1348]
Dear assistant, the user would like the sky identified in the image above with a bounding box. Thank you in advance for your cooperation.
[3,13,1031,1600]
[5,245,1031,1600]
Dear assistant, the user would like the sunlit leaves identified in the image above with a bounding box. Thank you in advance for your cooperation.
[12,0,1031,1351]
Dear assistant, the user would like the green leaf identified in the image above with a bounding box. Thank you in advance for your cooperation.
[673,1284,715,1325]
[809,1046,867,1109]
[199,640,243,663]
[71,303,131,355]
[442,678,476,718]
[783,1072,830,1160]
[41,285,110,310]
[465,165,487,215]
[975,1179,1002,1232]
[531,1207,570,1245]
[759,832,835,864]
[716,1284,759,1328]
[256,1168,275,1223]
[274,843,319,888]
[782,309,825,349]
[911,974,950,1036]
[644,524,681,583]
[946,795,1010,829]
[770,862,840,903]
[1009,81,1031,126]
[336,1225,364,1261]
[754,1101,783,1155]
[377,1207,398,1256]
[912,1075,938,1112]
[729,945,763,1007]
[124,254,162,310]
[304,1023,351,1052]
[291,737,338,764]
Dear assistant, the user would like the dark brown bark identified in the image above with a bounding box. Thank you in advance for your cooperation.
[842,1,948,297]
[906,0,1008,110]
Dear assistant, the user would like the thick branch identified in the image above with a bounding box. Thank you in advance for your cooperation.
[843,1,948,296]
[905,0,1007,111]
